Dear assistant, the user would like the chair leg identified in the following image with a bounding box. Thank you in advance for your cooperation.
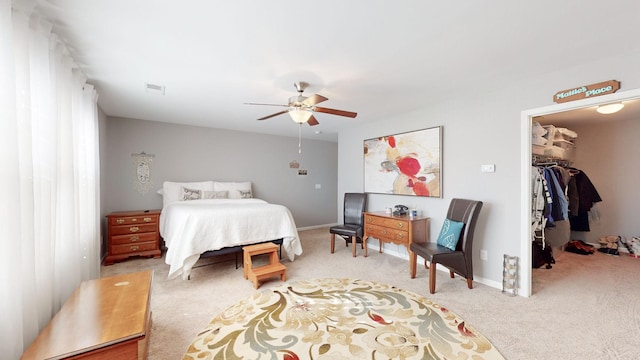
[351,236,356,257]
[330,233,335,253]
[466,278,473,289]
[410,252,417,278]
[424,260,429,269]
[363,237,368,257]
[429,262,437,294]
[449,270,455,279]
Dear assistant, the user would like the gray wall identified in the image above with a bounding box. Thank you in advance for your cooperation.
[101,117,338,228]
[338,51,640,290]
[570,118,640,244]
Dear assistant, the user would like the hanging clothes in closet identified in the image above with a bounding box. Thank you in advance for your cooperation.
[532,164,571,249]
[567,168,602,232]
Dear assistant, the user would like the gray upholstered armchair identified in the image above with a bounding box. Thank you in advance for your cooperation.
[329,193,367,257]
[410,198,483,294]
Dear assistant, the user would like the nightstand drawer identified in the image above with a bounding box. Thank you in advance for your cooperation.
[365,215,408,230]
[109,242,158,255]
[109,214,158,226]
[111,232,158,245]
[109,223,157,236]
[365,225,409,244]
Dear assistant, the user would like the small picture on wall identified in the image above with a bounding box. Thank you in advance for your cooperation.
[364,126,441,197]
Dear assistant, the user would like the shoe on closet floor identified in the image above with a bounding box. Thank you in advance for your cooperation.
[565,241,592,255]
[597,247,619,256]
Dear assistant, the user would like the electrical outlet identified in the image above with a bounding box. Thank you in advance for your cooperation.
[480,249,488,261]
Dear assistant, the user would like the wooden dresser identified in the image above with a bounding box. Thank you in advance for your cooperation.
[363,211,429,277]
[22,270,153,360]
[105,210,161,265]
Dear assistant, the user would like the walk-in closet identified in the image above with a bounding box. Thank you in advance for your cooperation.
[529,99,640,293]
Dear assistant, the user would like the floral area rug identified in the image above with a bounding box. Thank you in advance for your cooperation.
[183,278,504,359]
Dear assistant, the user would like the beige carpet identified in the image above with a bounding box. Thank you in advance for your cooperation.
[102,228,640,359]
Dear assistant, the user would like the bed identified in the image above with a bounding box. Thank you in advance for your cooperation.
[159,181,303,280]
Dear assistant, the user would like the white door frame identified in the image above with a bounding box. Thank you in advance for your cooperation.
[519,87,640,297]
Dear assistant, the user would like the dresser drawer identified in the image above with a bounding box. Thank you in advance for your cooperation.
[110,242,158,255]
[365,215,409,230]
[109,214,158,226]
[366,225,409,244]
[111,232,157,245]
[110,223,157,236]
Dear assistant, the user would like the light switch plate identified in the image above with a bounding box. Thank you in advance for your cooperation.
[481,164,495,173]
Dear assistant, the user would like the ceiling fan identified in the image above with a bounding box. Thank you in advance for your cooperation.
[245,81,357,126]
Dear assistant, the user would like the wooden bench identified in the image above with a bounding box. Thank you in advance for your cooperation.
[22,270,153,360]
[243,242,286,289]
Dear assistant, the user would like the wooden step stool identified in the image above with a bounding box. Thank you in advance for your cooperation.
[243,242,287,289]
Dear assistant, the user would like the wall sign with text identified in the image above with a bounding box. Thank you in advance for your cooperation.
[553,80,620,103]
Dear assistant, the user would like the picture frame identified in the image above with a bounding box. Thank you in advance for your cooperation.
[363,126,442,197]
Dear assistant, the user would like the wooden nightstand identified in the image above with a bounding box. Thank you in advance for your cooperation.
[104,210,162,265]
[362,211,429,277]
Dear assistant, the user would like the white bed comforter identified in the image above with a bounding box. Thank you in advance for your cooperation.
[160,199,302,280]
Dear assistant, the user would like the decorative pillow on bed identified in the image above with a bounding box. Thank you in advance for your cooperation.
[214,181,253,199]
[181,187,202,201]
[237,189,253,199]
[203,190,229,199]
[162,181,215,207]
[436,218,465,251]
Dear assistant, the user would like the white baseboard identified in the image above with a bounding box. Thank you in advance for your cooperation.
[295,229,505,293]
[297,223,338,231]
[365,239,503,292]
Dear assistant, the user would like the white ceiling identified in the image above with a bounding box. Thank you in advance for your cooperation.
[32,0,640,141]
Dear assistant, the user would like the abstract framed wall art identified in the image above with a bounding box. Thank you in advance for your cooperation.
[364,126,441,197]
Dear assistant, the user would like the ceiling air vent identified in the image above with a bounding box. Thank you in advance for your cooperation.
[145,83,165,95]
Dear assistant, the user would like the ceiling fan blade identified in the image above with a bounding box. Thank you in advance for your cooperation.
[245,102,289,107]
[302,94,328,106]
[257,110,289,120]
[314,106,358,118]
[307,115,320,126]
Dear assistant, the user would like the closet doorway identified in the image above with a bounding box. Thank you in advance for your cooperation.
[519,88,640,297]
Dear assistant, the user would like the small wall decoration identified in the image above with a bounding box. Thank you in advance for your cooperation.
[132,152,155,194]
[289,160,300,169]
[553,80,620,103]
[364,126,441,197]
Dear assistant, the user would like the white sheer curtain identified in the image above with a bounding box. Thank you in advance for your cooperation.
[1,1,101,358]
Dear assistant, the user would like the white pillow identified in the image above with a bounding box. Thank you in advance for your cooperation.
[203,190,229,199]
[213,181,252,199]
[181,187,202,201]
[237,189,253,199]
[162,181,214,207]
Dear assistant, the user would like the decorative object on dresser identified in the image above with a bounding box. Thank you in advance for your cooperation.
[364,126,442,197]
[363,211,429,276]
[21,270,153,360]
[410,198,483,294]
[105,209,162,265]
[329,192,368,257]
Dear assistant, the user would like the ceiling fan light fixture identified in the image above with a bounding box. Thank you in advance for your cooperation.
[596,102,624,114]
[289,108,312,123]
